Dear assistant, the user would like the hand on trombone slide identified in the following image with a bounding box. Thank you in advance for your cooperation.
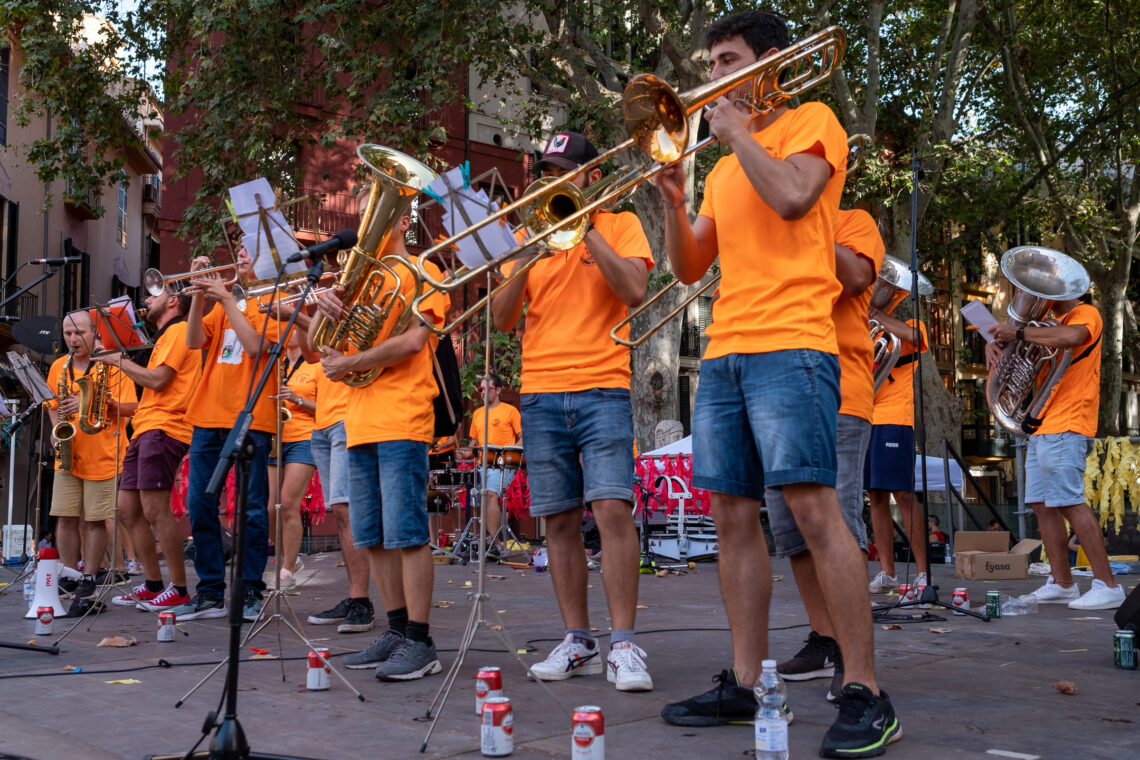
[703,94,753,146]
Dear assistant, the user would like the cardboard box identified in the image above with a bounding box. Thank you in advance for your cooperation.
[953,531,1042,580]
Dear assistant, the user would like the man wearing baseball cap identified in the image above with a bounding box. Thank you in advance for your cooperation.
[493,131,655,691]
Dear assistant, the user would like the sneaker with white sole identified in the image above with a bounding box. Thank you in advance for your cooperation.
[778,631,838,681]
[868,570,898,593]
[607,641,653,691]
[374,638,442,681]
[138,583,191,611]
[126,559,142,576]
[528,633,604,681]
[168,593,226,621]
[113,583,159,607]
[344,629,405,669]
[1032,575,1081,604]
[1067,579,1125,610]
[912,572,928,589]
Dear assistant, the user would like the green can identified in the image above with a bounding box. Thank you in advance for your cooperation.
[1114,630,1136,670]
[985,590,1001,618]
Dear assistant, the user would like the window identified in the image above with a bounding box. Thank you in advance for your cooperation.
[117,174,128,247]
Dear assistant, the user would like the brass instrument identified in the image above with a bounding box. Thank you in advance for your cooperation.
[271,359,293,463]
[144,261,239,297]
[986,246,1090,436]
[74,359,110,434]
[308,144,437,387]
[610,274,720,349]
[256,272,339,313]
[870,256,933,394]
[413,27,846,337]
[52,351,77,471]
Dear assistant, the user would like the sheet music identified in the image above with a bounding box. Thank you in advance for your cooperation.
[92,296,150,354]
[227,177,305,280]
[960,300,999,343]
[6,351,54,403]
[428,167,518,270]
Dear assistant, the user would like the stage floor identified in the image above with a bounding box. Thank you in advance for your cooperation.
[0,554,1135,759]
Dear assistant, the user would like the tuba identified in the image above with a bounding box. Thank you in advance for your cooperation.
[75,360,110,435]
[51,351,77,471]
[308,144,437,387]
[986,246,1090,436]
[869,256,933,394]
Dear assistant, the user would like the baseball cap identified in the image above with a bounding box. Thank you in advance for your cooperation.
[537,131,599,171]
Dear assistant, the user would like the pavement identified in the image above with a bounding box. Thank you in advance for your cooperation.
[0,553,1136,760]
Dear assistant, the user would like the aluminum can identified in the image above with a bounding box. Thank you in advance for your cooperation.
[35,606,53,635]
[985,590,1001,618]
[157,611,176,642]
[571,705,605,760]
[898,583,911,602]
[476,666,503,715]
[481,697,513,756]
[914,583,930,608]
[951,588,969,616]
[306,647,331,690]
[1114,630,1136,670]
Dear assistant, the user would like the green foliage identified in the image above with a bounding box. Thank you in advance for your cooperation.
[459,325,521,400]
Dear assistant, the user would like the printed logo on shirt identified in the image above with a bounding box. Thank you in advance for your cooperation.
[884,442,899,448]
[218,329,244,365]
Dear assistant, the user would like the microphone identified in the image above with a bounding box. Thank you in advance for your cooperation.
[31,257,83,265]
[285,229,358,264]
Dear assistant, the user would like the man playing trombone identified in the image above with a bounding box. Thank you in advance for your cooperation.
[493,131,654,692]
[653,10,900,756]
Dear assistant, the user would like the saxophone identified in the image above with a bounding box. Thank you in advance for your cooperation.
[75,360,110,434]
[52,352,77,471]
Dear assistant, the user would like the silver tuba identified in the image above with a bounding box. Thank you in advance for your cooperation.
[986,246,1090,437]
[869,255,933,394]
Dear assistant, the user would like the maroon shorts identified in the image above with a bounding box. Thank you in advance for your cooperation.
[119,429,190,492]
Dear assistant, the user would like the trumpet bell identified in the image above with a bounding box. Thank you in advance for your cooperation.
[1001,246,1089,323]
[622,74,689,163]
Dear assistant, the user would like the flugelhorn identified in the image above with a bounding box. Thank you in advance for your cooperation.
[986,246,1090,436]
[870,256,933,394]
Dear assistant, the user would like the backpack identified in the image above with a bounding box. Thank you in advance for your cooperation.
[431,334,464,438]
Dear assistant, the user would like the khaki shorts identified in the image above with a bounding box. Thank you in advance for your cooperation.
[50,471,118,521]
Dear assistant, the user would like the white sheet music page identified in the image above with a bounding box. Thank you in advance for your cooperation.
[960,300,999,343]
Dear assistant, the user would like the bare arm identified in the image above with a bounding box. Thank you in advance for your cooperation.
[492,253,541,332]
[320,325,430,382]
[117,356,176,391]
[988,322,1090,350]
[870,310,923,349]
[654,163,719,285]
[835,244,876,297]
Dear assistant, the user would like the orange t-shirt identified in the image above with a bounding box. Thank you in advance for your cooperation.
[47,355,134,480]
[313,369,350,431]
[871,319,929,428]
[1036,303,1101,437]
[833,209,885,422]
[344,258,450,447]
[131,320,201,445]
[469,403,522,448]
[183,299,282,434]
[698,102,848,359]
[281,357,319,443]
[505,210,654,393]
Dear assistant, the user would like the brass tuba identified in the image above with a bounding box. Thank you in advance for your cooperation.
[308,144,438,387]
[52,351,77,471]
[870,256,933,394]
[986,246,1090,436]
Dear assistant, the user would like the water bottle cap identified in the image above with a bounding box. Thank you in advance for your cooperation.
[761,659,777,669]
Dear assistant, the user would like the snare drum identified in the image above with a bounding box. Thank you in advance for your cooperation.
[496,446,526,470]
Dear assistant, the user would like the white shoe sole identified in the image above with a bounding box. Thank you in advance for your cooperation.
[527,660,604,681]
[1068,597,1124,611]
[607,670,654,691]
[1036,594,1080,604]
[376,659,442,681]
[337,620,376,634]
[176,607,227,621]
[778,666,835,681]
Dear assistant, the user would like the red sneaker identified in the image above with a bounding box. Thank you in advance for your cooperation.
[138,583,191,611]
[113,583,159,607]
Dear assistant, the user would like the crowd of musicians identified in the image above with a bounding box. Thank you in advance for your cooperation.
[33,10,1127,759]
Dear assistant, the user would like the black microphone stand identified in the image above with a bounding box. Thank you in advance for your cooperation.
[0,264,63,313]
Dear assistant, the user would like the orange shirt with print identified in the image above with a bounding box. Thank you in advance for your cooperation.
[1036,303,1101,437]
[281,358,319,442]
[505,210,653,394]
[47,356,135,480]
[313,369,350,431]
[184,299,282,434]
[698,102,848,359]
[132,320,201,445]
[469,403,522,448]
[344,259,450,447]
[871,319,928,428]
[833,209,885,422]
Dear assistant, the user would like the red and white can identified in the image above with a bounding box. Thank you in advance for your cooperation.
[157,611,176,642]
[480,696,513,756]
[476,666,503,715]
[306,647,331,690]
[898,584,912,602]
[571,705,604,760]
[952,587,969,615]
[35,606,53,635]
[914,583,930,608]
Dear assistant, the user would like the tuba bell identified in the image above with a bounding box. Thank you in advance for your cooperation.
[869,256,933,394]
[986,246,1090,436]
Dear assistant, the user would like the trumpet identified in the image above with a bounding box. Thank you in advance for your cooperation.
[144,262,239,297]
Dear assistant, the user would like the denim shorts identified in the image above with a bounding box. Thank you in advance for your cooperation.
[1025,432,1093,507]
[519,389,635,516]
[347,440,430,549]
[479,467,516,496]
[691,350,840,498]
[268,439,315,469]
[765,414,870,557]
[311,421,349,506]
[864,424,915,492]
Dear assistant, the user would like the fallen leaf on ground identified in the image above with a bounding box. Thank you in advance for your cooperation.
[492,625,503,631]
[516,649,527,655]
[62,665,81,672]
[335,561,345,567]
[636,605,649,610]
[433,600,454,608]
[105,679,141,685]
[497,610,507,614]
[26,639,37,646]
[97,636,138,648]
[488,575,507,580]
[590,627,600,632]
[1055,680,1078,695]
[250,653,278,660]
[930,627,952,634]
[772,575,783,582]
[655,569,668,577]
[464,581,473,587]
[1060,648,1088,653]
[880,624,902,631]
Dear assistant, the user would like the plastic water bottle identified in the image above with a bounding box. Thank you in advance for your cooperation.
[23,575,34,602]
[755,692,789,759]
[758,659,789,722]
[533,547,548,573]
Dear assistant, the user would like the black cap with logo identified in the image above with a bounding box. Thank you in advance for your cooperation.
[536,132,599,171]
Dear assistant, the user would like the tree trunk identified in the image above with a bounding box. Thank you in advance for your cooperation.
[1095,269,1129,436]
[917,351,964,455]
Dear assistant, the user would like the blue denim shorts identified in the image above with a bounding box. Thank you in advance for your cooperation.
[268,439,315,469]
[519,389,635,516]
[691,350,840,498]
[347,440,430,549]
[863,424,915,492]
[479,467,516,496]
[766,414,870,557]
[311,421,349,506]
[1025,432,1093,507]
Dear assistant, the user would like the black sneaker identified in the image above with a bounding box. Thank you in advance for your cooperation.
[344,629,405,669]
[59,577,79,596]
[778,630,838,681]
[95,568,130,585]
[820,683,902,758]
[337,598,375,634]
[75,574,97,600]
[827,650,846,703]
[307,597,351,626]
[660,669,757,727]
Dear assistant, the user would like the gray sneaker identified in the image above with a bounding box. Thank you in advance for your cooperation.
[374,638,442,681]
[242,592,264,623]
[344,629,405,670]
[169,593,226,621]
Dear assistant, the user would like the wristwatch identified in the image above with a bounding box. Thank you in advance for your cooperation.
[1016,326,1025,342]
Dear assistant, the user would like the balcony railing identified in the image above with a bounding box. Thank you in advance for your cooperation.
[287,190,361,239]
[680,324,703,358]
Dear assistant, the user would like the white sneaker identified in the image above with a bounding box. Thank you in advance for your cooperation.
[868,570,898,593]
[912,572,928,588]
[1033,575,1080,604]
[126,559,142,576]
[607,641,653,691]
[527,633,603,681]
[1067,579,1125,610]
